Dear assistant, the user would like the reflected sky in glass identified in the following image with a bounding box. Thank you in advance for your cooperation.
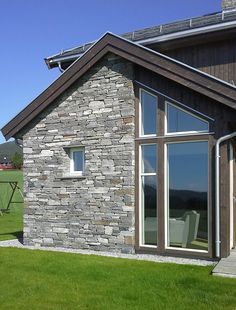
[167,103,208,133]
[141,90,157,135]
[168,141,208,249]
[141,144,157,174]
[73,151,83,171]
[168,141,208,192]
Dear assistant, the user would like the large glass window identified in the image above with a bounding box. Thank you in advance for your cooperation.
[167,141,208,251]
[138,87,211,254]
[140,144,157,246]
[166,102,209,134]
[140,90,157,136]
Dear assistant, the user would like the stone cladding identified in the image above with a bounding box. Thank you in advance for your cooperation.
[23,53,135,253]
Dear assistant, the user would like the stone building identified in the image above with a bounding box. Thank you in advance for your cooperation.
[2,1,236,260]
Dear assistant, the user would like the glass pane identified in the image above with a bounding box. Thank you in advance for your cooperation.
[167,141,208,251]
[73,150,84,172]
[141,145,157,174]
[141,175,157,246]
[141,90,157,136]
[167,103,208,133]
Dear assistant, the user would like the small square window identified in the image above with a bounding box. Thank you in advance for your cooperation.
[70,148,85,175]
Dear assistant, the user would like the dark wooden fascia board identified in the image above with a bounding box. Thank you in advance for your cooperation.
[108,45,236,109]
[2,33,236,140]
[107,35,236,102]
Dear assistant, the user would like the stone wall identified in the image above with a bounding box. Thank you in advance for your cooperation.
[22,53,136,253]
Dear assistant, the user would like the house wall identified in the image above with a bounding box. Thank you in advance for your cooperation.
[164,39,236,85]
[22,53,136,253]
[21,53,236,258]
[135,65,236,258]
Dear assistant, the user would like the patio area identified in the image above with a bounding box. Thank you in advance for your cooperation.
[213,248,236,278]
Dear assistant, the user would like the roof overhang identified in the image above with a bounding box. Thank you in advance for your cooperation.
[2,32,236,140]
[45,11,236,70]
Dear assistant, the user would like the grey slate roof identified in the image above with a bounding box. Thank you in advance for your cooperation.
[45,9,236,68]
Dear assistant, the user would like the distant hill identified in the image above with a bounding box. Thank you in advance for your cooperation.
[0,141,22,163]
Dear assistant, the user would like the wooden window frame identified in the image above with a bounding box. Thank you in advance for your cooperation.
[139,88,158,138]
[164,101,209,136]
[135,85,214,258]
[139,143,158,248]
[164,139,209,254]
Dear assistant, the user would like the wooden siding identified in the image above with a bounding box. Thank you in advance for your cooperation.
[163,39,236,85]
[233,147,236,247]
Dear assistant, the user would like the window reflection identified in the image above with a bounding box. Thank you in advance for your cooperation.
[142,175,157,245]
[141,90,157,136]
[141,143,157,246]
[167,103,209,133]
[141,145,156,174]
[73,150,84,172]
[167,141,208,251]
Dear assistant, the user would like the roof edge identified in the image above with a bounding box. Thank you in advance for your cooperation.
[45,11,236,69]
[2,32,236,140]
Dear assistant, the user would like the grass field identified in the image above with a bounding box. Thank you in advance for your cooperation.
[0,171,235,310]
[0,170,23,241]
[0,248,235,310]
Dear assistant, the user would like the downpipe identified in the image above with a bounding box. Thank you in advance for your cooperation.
[215,132,236,258]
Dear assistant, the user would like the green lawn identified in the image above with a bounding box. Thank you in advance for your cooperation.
[0,248,235,310]
[0,172,235,309]
[0,170,23,240]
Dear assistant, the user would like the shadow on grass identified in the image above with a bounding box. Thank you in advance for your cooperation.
[0,201,23,214]
[0,231,23,243]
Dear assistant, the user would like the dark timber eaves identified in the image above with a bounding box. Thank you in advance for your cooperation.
[2,32,236,140]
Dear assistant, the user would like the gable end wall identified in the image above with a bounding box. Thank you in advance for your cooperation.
[23,53,136,254]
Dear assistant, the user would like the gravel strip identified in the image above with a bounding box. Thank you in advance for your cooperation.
[0,239,216,266]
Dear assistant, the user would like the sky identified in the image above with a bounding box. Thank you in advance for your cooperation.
[0,0,221,144]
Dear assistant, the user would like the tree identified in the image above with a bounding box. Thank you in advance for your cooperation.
[11,152,23,169]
